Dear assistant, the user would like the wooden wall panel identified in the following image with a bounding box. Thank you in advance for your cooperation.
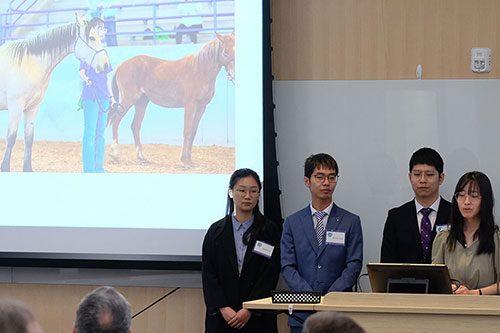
[0,284,290,333]
[0,284,205,333]
[271,0,500,80]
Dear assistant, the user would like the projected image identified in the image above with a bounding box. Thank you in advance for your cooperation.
[0,1,235,173]
[0,1,262,257]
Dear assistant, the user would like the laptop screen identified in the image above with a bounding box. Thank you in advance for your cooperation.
[367,263,453,294]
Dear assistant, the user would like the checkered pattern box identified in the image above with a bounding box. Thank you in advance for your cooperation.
[271,290,321,303]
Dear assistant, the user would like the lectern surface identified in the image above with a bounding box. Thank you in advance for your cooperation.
[243,292,500,332]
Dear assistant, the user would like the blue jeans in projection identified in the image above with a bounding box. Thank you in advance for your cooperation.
[82,99,109,173]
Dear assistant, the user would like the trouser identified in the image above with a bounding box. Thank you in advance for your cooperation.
[82,99,109,173]
[175,23,202,44]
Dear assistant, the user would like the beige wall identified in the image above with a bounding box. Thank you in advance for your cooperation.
[271,0,500,80]
[0,284,205,332]
[0,284,288,332]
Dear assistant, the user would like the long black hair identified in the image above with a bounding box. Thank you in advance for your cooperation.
[447,171,497,255]
[227,168,267,245]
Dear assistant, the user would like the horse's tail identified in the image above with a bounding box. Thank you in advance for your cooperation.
[112,71,120,105]
[107,71,123,127]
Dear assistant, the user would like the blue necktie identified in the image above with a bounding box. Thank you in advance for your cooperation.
[314,211,327,246]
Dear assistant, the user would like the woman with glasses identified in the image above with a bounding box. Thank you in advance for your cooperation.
[202,168,281,332]
[432,171,500,295]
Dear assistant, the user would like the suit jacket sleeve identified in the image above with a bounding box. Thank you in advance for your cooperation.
[280,216,313,291]
[327,215,363,292]
[381,210,398,263]
[248,223,282,300]
[202,227,229,310]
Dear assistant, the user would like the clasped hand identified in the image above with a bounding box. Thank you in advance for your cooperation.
[452,284,477,295]
[220,307,252,329]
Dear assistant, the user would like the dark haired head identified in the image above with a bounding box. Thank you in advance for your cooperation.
[227,168,262,215]
[0,299,39,333]
[304,153,338,179]
[88,17,105,29]
[86,18,105,41]
[303,311,365,333]
[447,171,496,254]
[409,148,444,175]
[227,168,267,245]
[228,168,262,191]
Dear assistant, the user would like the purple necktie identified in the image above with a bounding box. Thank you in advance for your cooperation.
[420,208,432,262]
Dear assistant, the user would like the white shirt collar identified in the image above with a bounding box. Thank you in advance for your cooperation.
[415,196,441,214]
[310,201,334,216]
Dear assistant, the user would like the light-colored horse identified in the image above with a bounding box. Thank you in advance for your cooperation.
[0,16,110,172]
[108,31,235,166]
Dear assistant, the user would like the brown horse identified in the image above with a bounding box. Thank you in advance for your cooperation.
[109,31,235,165]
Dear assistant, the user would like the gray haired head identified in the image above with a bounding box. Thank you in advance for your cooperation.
[75,286,131,333]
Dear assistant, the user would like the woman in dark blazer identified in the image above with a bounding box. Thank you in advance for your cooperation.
[202,168,281,333]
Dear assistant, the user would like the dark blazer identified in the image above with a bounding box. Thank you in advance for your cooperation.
[202,215,281,333]
[380,197,451,263]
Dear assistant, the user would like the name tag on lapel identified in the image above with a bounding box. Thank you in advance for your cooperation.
[436,224,450,233]
[252,240,274,258]
[326,231,345,246]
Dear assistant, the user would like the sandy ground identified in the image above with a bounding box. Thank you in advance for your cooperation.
[0,140,234,173]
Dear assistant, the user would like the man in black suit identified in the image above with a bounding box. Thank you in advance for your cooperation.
[381,147,451,263]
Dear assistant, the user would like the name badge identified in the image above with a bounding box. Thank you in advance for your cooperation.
[436,224,450,233]
[326,231,345,246]
[252,240,274,258]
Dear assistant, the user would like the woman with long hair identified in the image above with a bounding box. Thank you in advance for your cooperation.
[432,171,500,295]
[202,168,281,332]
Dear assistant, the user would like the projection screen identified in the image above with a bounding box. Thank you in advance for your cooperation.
[0,0,265,263]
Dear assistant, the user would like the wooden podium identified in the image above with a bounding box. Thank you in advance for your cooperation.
[243,292,500,332]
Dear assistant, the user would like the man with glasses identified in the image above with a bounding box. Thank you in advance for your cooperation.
[281,153,363,333]
[381,147,451,264]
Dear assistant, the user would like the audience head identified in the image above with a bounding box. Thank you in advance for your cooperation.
[448,171,496,254]
[0,299,44,333]
[302,311,365,333]
[408,148,444,204]
[74,286,131,333]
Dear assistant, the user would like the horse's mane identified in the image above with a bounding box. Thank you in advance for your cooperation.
[8,22,79,64]
[194,38,222,71]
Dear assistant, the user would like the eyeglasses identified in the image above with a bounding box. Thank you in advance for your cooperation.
[454,192,481,202]
[312,173,339,183]
[234,188,260,197]
[411,171,438,178]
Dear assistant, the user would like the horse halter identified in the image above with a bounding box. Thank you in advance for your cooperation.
[217,39,235,84]
[74,22,108,69]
